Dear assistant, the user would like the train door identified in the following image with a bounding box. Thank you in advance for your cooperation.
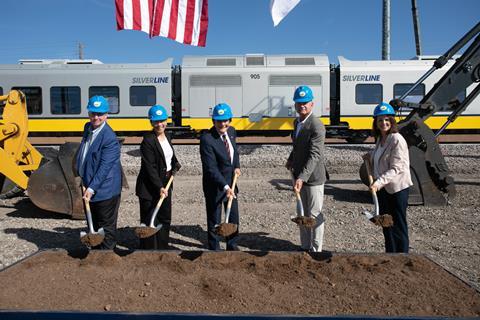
[188,74,243,118]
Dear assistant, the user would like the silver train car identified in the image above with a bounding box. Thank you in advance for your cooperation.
[0,54,478,139]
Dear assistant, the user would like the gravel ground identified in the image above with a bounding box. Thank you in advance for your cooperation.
[0,143,479,292]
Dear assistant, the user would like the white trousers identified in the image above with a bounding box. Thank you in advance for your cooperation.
[299,184,325,252]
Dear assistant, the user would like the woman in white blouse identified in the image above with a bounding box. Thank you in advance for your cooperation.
[135,105,181,249]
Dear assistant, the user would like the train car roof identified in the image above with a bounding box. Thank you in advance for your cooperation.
[182,54,329,68]
[338,56,435,67]
[0,58,173,70]
[337,56,456,71]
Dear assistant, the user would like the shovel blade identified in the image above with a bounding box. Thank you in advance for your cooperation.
[290,216,316,228]
[135,224,162,239]
[215,223,238,237]
[80,232,105,247]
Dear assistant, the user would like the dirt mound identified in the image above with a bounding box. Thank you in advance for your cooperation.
[0,250,479,317]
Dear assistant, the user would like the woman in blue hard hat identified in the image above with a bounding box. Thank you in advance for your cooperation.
[363,102,413,253]
[135,105,181,249]
[199,103,241,251]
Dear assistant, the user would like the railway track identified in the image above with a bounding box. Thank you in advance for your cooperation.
[28,134,480,146]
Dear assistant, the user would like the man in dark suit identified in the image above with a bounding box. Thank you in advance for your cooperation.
[76,95,122,250]
[286,86,327,252]
[200,103,241,251]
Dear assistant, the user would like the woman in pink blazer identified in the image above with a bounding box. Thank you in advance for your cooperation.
[363,102,413,253]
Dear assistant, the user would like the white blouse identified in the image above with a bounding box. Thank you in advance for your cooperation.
[159,138,174,172]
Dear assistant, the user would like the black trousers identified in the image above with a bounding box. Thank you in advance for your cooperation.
[139,194,172,250]
[89,195,121,250]
[205,193,239,250]
[377,187,410,253]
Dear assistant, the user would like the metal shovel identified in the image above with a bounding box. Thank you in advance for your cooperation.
[290,173,316,228]
[215,172,239,237]
[290,190,316,228]
[135,175,174,239]
[80,190,105,247]
[362,159,393,227]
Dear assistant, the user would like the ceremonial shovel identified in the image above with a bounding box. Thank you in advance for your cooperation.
[290,173,316,228]
[135,175,174,238]
[362,159,393,227]
[215,172,239,237]
[290,190,316,228]
[80,188,105,247]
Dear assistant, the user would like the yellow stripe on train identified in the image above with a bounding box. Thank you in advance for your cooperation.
[28,115,480,133]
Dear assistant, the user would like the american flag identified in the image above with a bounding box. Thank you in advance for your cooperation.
[115,0,208,47]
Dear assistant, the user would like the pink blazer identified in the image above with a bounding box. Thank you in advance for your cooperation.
[370,132,413,194]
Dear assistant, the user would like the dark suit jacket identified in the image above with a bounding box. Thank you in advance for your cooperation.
[135,131,181,200]
[200,126,240,202]
[288,113,326,185]
[75,122,122,202]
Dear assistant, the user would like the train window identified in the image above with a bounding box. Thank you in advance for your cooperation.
[50,87,81,114]
[355,84,382,105]
[89,86,119,114]
[394,84,425,104]
[130,86,156,106]
[12,86,42,114]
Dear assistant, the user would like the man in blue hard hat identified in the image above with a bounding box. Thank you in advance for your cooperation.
[286,86,327,252]
[200,103,241,251]
[76,95,122,250]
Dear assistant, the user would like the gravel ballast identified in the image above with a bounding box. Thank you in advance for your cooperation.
[0,143,479,292]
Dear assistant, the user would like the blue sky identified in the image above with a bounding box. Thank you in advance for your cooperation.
[1,0,479,65]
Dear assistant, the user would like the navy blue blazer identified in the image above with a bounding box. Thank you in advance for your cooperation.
[76,122,122,202]
[200,126,240,201]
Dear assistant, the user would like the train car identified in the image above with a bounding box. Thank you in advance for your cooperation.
[179,54,330,136]
[0,59,172,135]
[333,56,480,141]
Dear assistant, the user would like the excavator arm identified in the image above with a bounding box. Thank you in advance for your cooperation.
[0,90,43,194]
[391,22,480,206]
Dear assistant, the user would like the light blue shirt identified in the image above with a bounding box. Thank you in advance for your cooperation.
[295,112,312,138]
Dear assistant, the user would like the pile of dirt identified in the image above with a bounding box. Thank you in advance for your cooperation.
[0,250,479,317]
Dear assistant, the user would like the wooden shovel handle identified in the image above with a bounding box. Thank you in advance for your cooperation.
[226,172,239,209]
[364,158,374,186]
[157,175,174,207]
[165,174,174,189]
[294,190,302,201]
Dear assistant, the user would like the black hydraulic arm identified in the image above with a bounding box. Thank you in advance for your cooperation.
[388,22,480,206]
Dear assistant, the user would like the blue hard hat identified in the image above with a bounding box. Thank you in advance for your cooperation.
[293,85,314,103]
[148,105,168,121]
[212,103,233,120]
[373,102,395,117]
[87,96,110,113]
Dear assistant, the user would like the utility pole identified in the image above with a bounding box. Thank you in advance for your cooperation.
[411,0,422,57]
[78,42,84,60]
[382,0,391,60]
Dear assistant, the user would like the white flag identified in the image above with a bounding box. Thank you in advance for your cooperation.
[270,0,301,27]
